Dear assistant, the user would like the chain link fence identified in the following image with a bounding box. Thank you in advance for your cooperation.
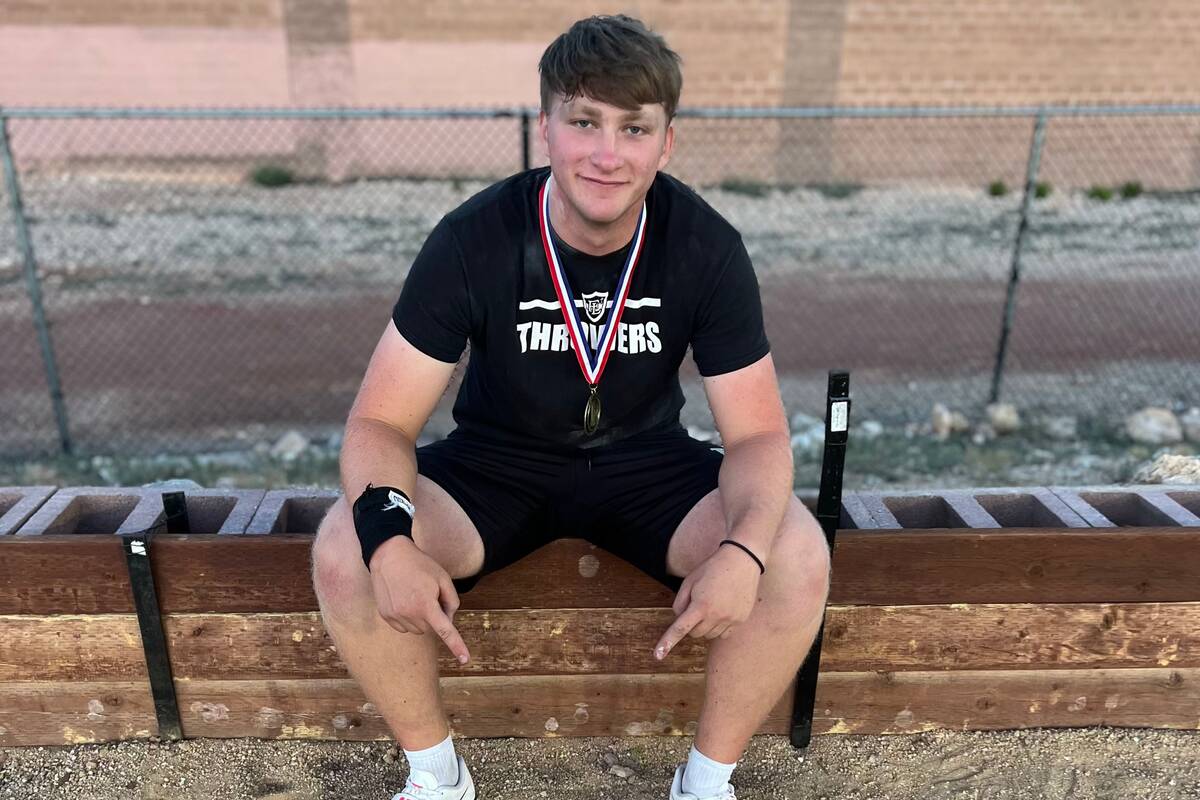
[1,105,1197,459]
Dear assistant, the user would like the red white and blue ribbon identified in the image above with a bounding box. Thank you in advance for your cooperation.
[537,173,647,384]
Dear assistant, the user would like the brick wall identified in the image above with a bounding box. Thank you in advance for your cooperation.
[1,0,1198,186]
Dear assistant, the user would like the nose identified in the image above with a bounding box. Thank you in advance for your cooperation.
[589,131,622,172]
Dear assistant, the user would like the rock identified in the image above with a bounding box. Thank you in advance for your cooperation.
[1125,408,1183,445]
[1181,407,1200,443]
[140,478,203,490]
[1041,415,1078,441]
[270,430,310,461]
[791,427,824,454]
[971,423,996,446]
[985,402,1021,434]
[1133,454,1200,484]
[857,420,884,441]
[790,412,823,431]
[608,765,635,779]
[931,403,970,440]
[601,752,619,767]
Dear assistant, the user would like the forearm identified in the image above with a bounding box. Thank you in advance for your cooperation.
[339,416,420,504]
[717,430,794,564]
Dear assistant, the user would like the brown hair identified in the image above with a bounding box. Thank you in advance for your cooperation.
[539,15,683,121]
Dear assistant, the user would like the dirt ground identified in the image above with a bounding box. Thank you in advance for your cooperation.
[2,726,1199,799]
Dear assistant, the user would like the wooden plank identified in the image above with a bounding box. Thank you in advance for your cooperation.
[6,602,1199,682]
[4,529,1200,614]
[4,668,1198,746]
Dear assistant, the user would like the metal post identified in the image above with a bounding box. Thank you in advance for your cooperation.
[0,110,73,455]
[521,111,531,172]
[791,370,850,748]
[989,110,1048,404]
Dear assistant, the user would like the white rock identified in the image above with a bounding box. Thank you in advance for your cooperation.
[931,403,970,439]
[608,765,635,779]
[971,423,996,446]
[1125,408,1183,445]
[985,402,1021,434]
[1181,407,1200,443]
[857,420,884,441]
[1133,454,1200,484]
[1041,415,1078,441]
[790,412,823,431]
[270,430,310,461]
[140,478,203,490]
[791,428,824,454]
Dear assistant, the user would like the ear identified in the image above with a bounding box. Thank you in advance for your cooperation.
[657,121,675,171]
[538,108,550,158]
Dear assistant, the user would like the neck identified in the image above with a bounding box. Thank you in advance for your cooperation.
[547,174,642,256]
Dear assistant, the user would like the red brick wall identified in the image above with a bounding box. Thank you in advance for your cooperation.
[2,0,1198,186]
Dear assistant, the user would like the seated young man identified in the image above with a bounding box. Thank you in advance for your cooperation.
[311,14,831,800]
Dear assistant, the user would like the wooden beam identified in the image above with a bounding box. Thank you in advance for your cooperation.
[4,602,1197,682]
[3,529,1200,614]
[3,668,1198,746]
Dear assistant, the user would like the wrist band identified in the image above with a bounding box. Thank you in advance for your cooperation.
[719,539,765,575]
[352,484,415,571]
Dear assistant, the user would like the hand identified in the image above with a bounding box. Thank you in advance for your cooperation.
[653,542,761,661]
[368,536,470,665]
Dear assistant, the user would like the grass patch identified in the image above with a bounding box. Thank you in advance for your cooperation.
[1119,181,1144,199]
[808,182,864,200]
[987,180,1009,197]
[718,179,771,198]
[249,165,295,188]
[1035,181,1052,199]
[1087,185,1114,202]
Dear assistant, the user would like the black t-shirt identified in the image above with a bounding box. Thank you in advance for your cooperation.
[392,167,770,450]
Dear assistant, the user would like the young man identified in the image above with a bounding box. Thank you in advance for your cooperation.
[311,15,831,800]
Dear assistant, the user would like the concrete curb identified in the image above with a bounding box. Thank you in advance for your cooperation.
[0,486,56,536]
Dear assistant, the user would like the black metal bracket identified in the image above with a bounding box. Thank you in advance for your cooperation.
[121,491,189,741]
[791,370,851,748]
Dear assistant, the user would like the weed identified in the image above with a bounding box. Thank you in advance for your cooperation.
[1119,181,1143,199]
[1035,181,1052,199]
[718,179,770,198]
[250,165,295,188]
[1087,186,1114,202]
[988,180,1008,197]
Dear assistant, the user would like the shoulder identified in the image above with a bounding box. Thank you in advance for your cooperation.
[649,172,742,253]
[441,167,545,237]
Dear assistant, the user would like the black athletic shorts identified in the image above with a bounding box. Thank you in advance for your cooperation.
[415,427,724,596]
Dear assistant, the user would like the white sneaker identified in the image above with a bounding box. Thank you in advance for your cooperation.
[392,755,475,800]
[669,763,736,800]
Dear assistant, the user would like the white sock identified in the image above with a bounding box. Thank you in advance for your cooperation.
[681,744,737,798]
[403,732,460,787]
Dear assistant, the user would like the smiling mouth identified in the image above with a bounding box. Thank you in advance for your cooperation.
[581,176,625,187]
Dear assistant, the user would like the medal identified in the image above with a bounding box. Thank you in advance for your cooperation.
[538,174,646,435]
[584,385,601,434]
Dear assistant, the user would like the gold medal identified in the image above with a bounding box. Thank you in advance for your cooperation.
[584,385,601,434]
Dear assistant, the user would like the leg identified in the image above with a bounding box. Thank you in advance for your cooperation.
[665,491,831,763]
[310,476,485,750]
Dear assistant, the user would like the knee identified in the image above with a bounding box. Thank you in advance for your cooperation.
[763,507,831,617]
[311,496,372,617]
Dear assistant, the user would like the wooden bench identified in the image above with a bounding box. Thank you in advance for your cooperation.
[2,482,1199,747]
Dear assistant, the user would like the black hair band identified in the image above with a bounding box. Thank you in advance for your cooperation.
[719,538,765,575]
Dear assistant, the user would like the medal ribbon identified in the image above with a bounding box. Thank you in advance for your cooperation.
[538,173,647,384]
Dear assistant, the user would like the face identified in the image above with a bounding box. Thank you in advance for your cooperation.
[538,93,675,235]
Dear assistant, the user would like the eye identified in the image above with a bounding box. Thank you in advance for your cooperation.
[626,126,645,135]
[572,119,594,129]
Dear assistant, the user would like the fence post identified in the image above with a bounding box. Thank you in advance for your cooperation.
[520,110,531,172]
[0,110,74,455]
[989,109,1048,405]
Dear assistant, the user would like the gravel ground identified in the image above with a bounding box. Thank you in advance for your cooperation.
[3,727,1199,799]
[1,174,1197,293]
